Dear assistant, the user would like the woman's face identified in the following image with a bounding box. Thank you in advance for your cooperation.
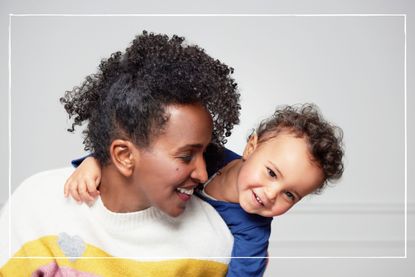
[132,103,213,217]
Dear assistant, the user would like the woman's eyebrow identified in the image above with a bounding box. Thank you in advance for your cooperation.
[176,144,204,151]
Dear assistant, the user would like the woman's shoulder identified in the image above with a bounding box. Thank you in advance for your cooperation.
[183,196,233,238]
[10,167,75,210]
[164,196,234,261]
[16,167,74,194]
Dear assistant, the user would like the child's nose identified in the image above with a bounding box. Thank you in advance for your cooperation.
[265,182,281,202]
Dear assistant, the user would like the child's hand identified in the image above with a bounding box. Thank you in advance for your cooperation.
[64,156,101,204]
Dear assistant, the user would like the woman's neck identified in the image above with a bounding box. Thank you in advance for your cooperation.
[99,165,150,213]
[205,159,242,203]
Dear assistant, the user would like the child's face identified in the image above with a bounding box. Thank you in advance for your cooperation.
[131,103,213,217]
[237,131,324,217]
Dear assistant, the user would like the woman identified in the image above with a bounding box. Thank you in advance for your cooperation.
[0,31,240,276]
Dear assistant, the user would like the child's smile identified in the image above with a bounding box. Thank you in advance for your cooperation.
[237,131,324,218]
[252,190,265,207]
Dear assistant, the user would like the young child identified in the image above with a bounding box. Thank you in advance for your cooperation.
[65,103,344,277]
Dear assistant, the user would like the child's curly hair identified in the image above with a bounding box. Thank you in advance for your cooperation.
[60,31,240,165]
[255,103,344,193]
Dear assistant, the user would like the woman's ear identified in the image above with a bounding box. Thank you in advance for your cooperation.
[242,132,258,161]
[109,139,136,177]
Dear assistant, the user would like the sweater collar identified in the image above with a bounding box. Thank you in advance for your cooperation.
[90,197,166,231]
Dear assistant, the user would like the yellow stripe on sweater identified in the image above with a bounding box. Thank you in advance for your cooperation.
[0,236,227,277]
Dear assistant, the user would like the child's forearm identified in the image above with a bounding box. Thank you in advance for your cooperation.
[226,244,268,277]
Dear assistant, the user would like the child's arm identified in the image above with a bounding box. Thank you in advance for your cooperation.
[64,156,101,204]
[226,233,269,277]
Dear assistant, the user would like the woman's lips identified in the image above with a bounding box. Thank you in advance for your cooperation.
[176,187,194,202]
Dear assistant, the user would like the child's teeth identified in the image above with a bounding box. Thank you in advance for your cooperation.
[254,192,264,205]
[177,188,194,195]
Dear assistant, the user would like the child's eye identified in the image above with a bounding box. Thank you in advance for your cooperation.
[267,167,277,178]
[284,191,296,202]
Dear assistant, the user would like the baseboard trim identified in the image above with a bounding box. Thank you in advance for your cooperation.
[290,202,415,214]
[269,239,413,247]
[267,239,412,257]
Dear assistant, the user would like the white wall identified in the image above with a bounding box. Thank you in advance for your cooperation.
[1,0,414,276]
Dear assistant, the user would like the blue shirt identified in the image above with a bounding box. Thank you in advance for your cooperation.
[198,148,272,277]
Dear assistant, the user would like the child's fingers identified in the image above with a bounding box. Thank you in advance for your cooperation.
[78,181,94,203]
[91,176,101,197]
[69,183,82,203]
[63,179,71,197]
[87,180,100,197]
[85,178,99,200]
[95,175,101,190]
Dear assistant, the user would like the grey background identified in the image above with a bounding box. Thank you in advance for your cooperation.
[1,0,414,276]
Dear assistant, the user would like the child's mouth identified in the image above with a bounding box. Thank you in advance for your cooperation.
[176,187,194,202]
[252,190,264,206]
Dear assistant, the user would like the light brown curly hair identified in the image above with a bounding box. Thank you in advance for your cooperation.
[255,103,344,193]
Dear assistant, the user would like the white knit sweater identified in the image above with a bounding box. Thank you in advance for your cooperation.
[0,167,233,276]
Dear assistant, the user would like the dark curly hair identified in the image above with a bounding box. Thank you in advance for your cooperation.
[60,31,240,165]
[255,103,344,193]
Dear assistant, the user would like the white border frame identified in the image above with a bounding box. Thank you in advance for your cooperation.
[8,13,407,260]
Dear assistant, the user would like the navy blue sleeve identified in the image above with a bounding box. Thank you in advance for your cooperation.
[226,224,270,277]
[198,195,271,277]
[223,148,241,164]
[71,154,92,168]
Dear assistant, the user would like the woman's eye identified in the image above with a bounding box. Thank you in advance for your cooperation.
[284,191,296,202]
[179,155,193,164]
[267,167,277,178]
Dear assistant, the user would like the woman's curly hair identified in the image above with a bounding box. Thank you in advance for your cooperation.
[60,31,240,165]
[255,103,344,193]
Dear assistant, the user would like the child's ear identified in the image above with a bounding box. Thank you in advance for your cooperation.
[242,132,258,160]
[110,139,136,177]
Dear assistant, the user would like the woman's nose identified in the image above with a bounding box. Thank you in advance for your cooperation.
[190,155,208,183]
